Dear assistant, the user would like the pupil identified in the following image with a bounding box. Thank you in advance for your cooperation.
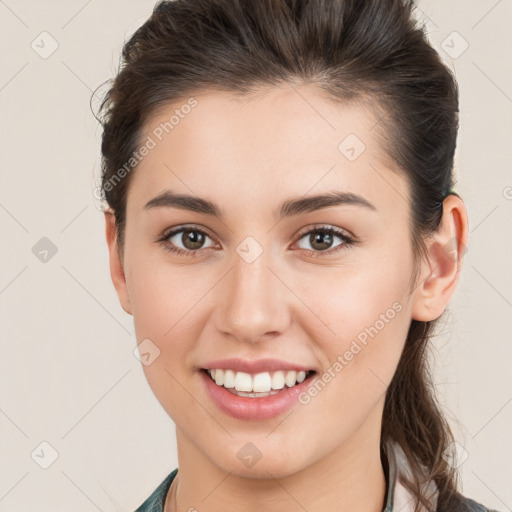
[312,231,332,250]
[184,229,204,249]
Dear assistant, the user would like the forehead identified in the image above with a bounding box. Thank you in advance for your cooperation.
[127,84,409,220]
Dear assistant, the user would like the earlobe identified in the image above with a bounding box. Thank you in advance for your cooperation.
[104,210,133,316]
[411,195,469,322]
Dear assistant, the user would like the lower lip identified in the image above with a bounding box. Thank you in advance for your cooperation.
[199,369,316,421]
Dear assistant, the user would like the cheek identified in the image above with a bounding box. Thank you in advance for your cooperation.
[126,245,208,337]
[125,252,224,409]
[293,254,411,347]
[294,253,413,406]
[127,263,204,419]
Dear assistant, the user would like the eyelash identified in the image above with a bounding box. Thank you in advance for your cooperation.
[157,224,356,258]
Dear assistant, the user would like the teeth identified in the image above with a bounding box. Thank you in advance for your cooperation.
[234,371,253,392]
[223,369,235,388]
[271,371,285,390]
[207,369,310,393]
[253,372,272,392]
[285,371,297,387]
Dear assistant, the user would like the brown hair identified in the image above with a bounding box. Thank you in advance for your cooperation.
[95,0,463,510]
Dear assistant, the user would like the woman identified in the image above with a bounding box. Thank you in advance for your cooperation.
[95,0,499,511]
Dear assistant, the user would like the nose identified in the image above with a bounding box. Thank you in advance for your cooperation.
[214,249,291,344]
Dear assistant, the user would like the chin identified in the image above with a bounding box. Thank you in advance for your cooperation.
[210,447,306,480]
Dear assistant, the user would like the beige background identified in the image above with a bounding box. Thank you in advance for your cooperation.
[1,0,511,510]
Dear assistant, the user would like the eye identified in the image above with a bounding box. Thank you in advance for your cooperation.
[157,224,356,258]
[158,226,216,257]
[293,225,355,257]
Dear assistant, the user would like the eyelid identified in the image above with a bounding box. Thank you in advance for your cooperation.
[292,223,355,243]
[161,223,213,238]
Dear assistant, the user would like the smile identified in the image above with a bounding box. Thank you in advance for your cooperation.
[205,368,314,396]
[200,368,317,420]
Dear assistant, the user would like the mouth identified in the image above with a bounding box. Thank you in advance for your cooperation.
[199,367,318,420]
[200,368,317,398]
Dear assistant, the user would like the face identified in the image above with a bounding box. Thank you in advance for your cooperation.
[108,84,432,479]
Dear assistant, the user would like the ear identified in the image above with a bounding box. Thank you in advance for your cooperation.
[104,210,132,316]
[411,194,469,322]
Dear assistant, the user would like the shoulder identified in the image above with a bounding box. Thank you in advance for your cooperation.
[387,441,500,512]
[439,492,501,512]
[133,468,178,512]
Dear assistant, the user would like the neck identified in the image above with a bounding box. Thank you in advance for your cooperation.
[167,408,387,512]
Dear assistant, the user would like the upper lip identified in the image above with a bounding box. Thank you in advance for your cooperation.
[201,358,315,374]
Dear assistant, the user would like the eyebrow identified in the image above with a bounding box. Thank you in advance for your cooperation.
[143,189,377,219]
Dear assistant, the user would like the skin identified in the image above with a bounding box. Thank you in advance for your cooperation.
[104,83,468,512]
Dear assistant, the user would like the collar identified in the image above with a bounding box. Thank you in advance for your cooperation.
[382,439,439,512]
